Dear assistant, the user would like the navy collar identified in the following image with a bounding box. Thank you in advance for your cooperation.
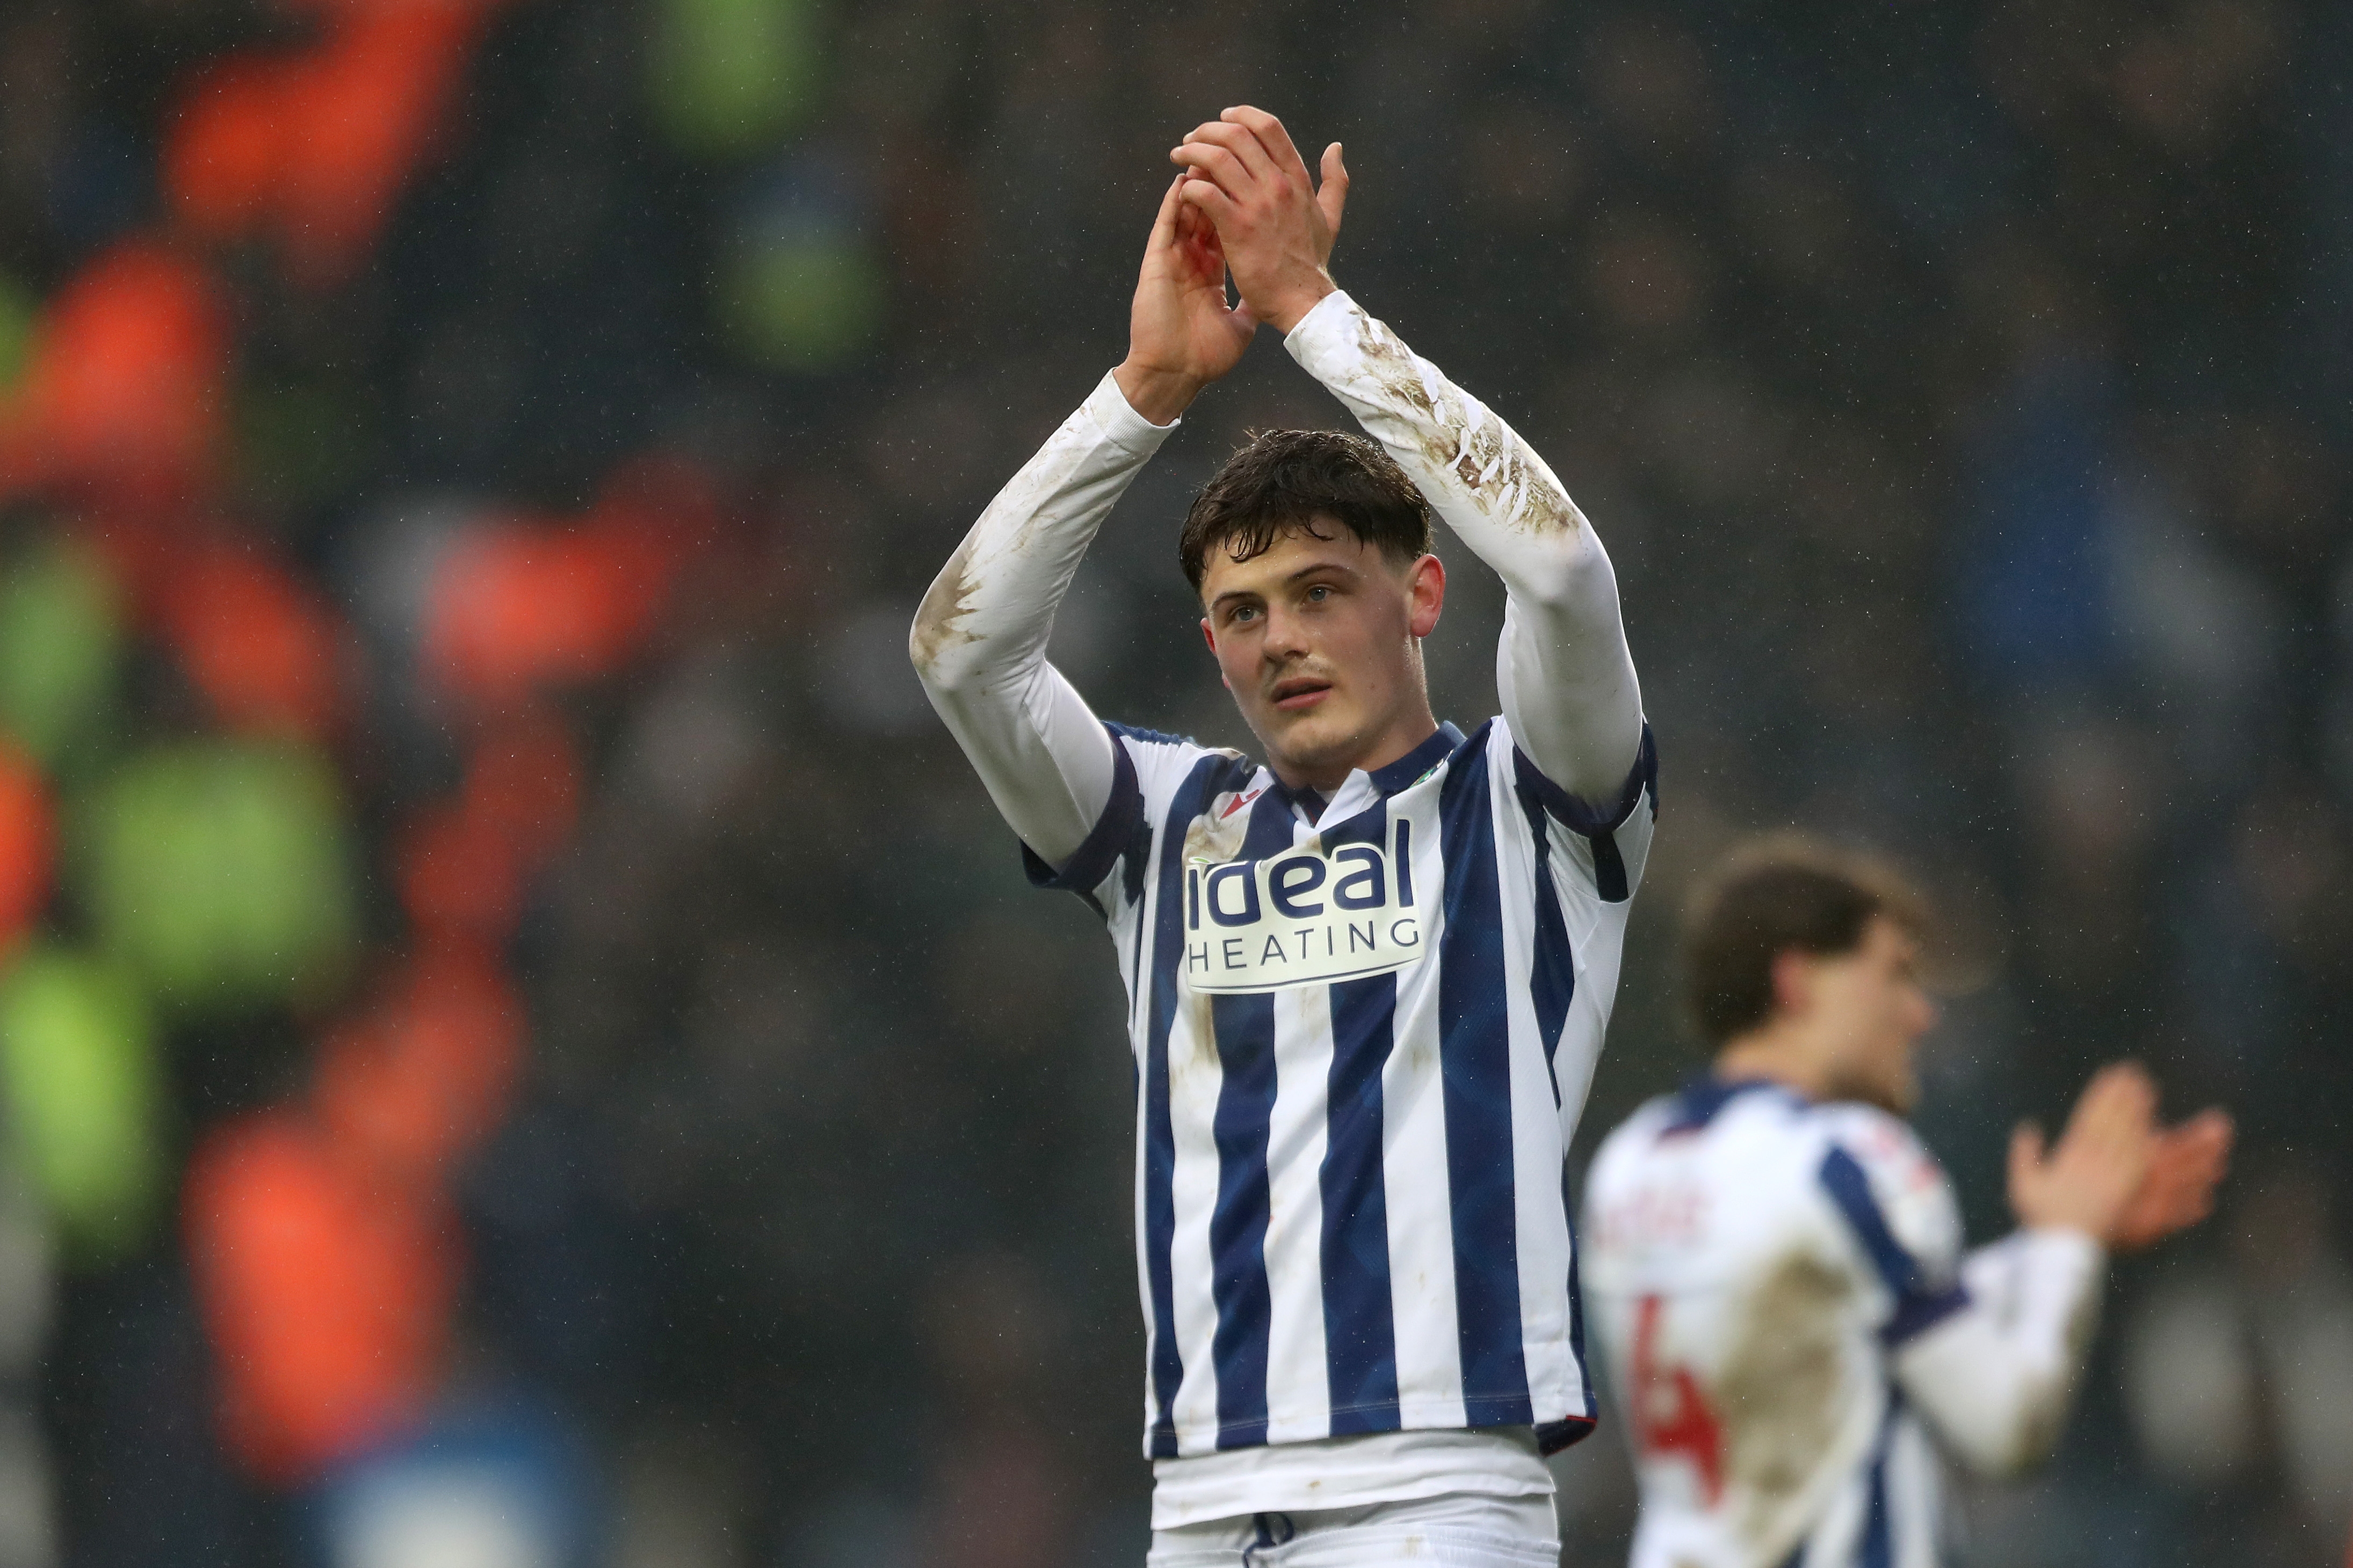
[1267,776,1326,818]
[1658,1075,1799,1136]
[1366,723,1465,797]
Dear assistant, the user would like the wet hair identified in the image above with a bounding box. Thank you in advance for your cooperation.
[1681,835,1927,1047]
[1177,429,1435,593]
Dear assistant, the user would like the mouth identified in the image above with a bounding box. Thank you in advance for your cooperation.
[1267,676,1333,712]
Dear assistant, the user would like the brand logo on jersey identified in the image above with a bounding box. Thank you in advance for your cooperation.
[1181,819,1422,993]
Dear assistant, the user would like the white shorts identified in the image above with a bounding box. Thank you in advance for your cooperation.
[1145,1492,1560,1567]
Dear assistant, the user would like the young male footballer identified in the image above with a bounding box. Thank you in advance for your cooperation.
[911,107,1653,1566]
[1581,841,2233,1568]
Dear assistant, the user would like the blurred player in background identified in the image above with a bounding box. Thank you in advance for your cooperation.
[911,107,1653,1566]
[1582,839,2234,1568]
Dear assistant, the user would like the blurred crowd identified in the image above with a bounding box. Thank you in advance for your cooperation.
[0,0,2346,1565]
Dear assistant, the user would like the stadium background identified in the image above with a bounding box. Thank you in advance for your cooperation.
[0,0,2345,1564]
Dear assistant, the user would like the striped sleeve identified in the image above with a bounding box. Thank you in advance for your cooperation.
[1025,724,1217,921]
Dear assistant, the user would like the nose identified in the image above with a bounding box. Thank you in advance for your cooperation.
[1259,601,1312,662]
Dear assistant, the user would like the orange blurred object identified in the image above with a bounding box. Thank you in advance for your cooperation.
[165,1,506,287]
[0,244,225,504]
[395,714,580,941]
[312,940,525,1184]
[424,474,709,708]
[158,540,352,738]
[0,746,53,954]
[463,707,582,866]
[164,57,288,239]
[396,800,525,943]
[184,1109,457,1484]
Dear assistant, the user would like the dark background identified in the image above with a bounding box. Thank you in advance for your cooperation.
[2,1,2349,1565]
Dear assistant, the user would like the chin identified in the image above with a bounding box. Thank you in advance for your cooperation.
[1871,1074,1921,1117]
[1826,1066,1917,1117]
[1259,708,1364,774]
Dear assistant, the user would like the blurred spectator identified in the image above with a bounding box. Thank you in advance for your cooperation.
[0,1,2338,1566]
[2123,1156,2353,1560]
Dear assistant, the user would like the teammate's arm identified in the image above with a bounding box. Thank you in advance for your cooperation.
[1891,1064,2231,1476]
[1174,107,1644,807]
[909,176,1256,867]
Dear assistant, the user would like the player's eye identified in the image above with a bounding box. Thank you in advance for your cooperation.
[1231,604,1259,623]
[1305,585,1331,602]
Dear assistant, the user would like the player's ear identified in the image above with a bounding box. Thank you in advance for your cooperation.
[1407,553,1444,639]
[1201,617,1224,680]
[1769,948,1816,1022]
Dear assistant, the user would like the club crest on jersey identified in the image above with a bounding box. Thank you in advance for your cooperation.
[1181,818,1423,993]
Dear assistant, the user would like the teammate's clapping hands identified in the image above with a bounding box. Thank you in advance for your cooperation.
[2008,1061,2234,1250]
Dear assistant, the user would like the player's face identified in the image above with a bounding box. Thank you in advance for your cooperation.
[1810,917,1938,1114]
[1198,522,1444,790]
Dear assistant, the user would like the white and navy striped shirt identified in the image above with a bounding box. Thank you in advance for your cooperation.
[1583,1079,2105,1568]
[1034,713,1657,1460]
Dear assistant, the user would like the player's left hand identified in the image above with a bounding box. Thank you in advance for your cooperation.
[2109,1107,2234,1252]
[1170,106,1348,335]
[2007,1060,2158,1243]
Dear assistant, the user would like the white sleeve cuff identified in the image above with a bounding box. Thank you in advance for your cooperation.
[2007,1227,2107,1283]
[1084,370,1183,454]
[1281,288,1363,371]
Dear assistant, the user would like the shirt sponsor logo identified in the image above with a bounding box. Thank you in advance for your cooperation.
[1181,819,1422,994]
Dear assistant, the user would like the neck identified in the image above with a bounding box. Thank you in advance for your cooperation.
[1712,1027,1830,1102]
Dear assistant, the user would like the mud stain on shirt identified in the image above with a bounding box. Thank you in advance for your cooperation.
[909,532,982,669]
[1717,1252,1850,1540]
[1180,801,1254,868]
[1349,311,1579,540]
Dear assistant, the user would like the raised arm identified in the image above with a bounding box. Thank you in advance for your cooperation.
[1891,1228,2104,1476]
[1174,107,1642,806]
[1893,1066,2231,1476]
[909,175,1256,867]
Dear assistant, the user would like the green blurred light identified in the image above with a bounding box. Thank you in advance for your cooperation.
[83,743,358,1015]
[720,233,885,372]
[0,947,160,1262]
[650,0,826,156]
[0,275,33,394]
[0,543,124,770]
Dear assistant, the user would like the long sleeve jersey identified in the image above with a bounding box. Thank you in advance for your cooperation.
[1582,1079,2106,1568]
[910,291,1653,1529]
[910,289,1644,868]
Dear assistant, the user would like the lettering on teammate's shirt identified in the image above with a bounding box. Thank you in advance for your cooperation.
[1181,818,1424,993]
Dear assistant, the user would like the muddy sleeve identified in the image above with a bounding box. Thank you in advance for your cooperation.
[1284,291,1644,807]
[909,372,1178,869]
[1891,1228,2106,1477]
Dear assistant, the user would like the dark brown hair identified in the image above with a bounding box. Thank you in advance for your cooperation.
[1178,429,1435,593]
[1682,836,1927,1046]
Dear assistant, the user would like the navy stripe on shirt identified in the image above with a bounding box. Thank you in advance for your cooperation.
[1318,803,1402,1433]
[1437,724,1534,1426]
[1205,791,1300,1448]
[1516,791,1575,1107]
[1142,751,1248,1456]
[1022,726,1143,901]
[1511,722,1657,905]
[1819,1145,1971,1346]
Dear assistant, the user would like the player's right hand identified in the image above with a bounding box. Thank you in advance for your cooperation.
[1171,107,1348,335]
[1114,173,1258,426]
[2110,1106,2233,1251]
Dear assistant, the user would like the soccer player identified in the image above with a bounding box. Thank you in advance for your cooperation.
[910,107,1653,1566]
[1581,841,2233,1568]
